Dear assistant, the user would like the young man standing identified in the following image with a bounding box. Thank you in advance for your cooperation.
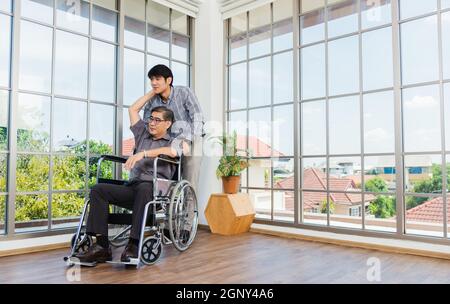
[141,64,204,193]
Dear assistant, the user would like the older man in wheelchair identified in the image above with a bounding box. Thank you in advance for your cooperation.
[64,101,197,268]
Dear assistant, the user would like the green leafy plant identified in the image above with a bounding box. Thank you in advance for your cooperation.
[211,131,251,178]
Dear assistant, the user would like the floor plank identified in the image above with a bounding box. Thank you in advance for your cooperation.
[1,230,450,284]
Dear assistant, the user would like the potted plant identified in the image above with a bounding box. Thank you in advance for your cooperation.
[214,131,250,194]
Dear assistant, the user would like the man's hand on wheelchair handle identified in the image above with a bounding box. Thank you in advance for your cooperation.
[124,152,145,170]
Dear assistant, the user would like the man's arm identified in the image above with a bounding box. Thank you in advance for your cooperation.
[128,91,155,126]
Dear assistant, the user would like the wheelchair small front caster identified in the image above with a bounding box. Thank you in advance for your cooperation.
[71,233,93,254]
[140,235,162,265]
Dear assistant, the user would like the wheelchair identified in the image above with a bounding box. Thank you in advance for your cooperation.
[64,154,198,268]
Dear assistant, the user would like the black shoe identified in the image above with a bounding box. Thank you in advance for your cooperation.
[74,244,112,264]
[121,241,138,262]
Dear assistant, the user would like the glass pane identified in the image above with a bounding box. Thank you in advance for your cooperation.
[274,0,293,22]
[248,159,271,188]
[273,104,294,156]
[328,35,359,96]
[228,110,247,151]
[364,155,397,193]
[300,9,325,45]
[273,158,294,188]
[89,103,114,154]
[445,83,450,150]
[248,107,271,157]
[403,85,441,152]
[362,27,393,91]
[123,0,145,21]
[406,195,443,238]
[302,101,326,155]
[91,40,116,103]
[230,12,247,36]
[0,154,6,192]
[303,191,327,225]
[249,57,271,107]
[0,0,11,12]
[147,0,169,29]
[229,63,247,110]
[400,0,437,20]
[405,154,442,194]
[122,109,133,157]
[16,154,49,191]
[54,30,88,99]
[274,51,293,103]
[329,95,360,155]
[172,33,189,62]
[123,48,144,106]
[327,0,358,39]
[361,0,391,29]
[92,4,117,43]
[330,192,362,229]
[230,33,247,63]
[17,93,51,153]
[0,15,11,88]
[172,11,188,35]
[15,194,48,233]
[363,91,395,153]
[273,19,293,52]
[148,25,170,58]
[249,189,272,220]
[301,43,326,100]
[171,61,188,87]
[88,155,113,187]
[274,190,295,222]
[0,91,9,151]
[443,0,450,9]
[401,16,439,86]
[301,0,325,13]
[249,25,271,58]
[443,11,450,81]
[92,0,116,10]
[302,157,327,189]
[21,0,54,24]
[249,4,270,29]
[56,0,89,34]
[19,21,53,93]
[51,192,85,229]
[53,98,87,152]
[53,155,86,190]
[125,16,145,50]
[329,156,362,191]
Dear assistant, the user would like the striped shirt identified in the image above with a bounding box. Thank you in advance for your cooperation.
[143,86,204,142]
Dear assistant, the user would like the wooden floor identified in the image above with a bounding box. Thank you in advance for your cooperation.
[1,229,450,284]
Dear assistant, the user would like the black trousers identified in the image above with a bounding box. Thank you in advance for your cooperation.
[86,181,154,240]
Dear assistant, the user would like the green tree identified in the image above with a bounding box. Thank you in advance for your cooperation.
[369,195,396,218]
[365,177,388,193]
[320,199,335,214]
[407,164,448,209]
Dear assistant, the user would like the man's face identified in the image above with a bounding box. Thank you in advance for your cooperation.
[150,75,171,94]
[147,111,171,137]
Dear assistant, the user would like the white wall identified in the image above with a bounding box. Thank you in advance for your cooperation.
[193,0,225,225]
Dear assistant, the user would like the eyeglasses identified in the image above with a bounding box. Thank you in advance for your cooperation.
[147,116,167,124]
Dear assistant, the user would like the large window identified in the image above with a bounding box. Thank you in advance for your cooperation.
[227,0,294,223]
[0,0,191,237]
[227,0,450,241]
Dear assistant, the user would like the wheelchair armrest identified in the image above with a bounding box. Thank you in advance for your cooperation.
[100,154,128,164]
[155,154,180,165]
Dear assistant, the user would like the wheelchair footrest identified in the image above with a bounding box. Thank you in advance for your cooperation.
[65,256,98,267]
[106,258,139,266]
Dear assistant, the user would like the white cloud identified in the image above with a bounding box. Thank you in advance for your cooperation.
[404,95,439,109]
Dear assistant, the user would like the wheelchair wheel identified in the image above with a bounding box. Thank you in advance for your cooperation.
[71,233,92,254]
[140,235,162,265]
[168,180,198,252]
